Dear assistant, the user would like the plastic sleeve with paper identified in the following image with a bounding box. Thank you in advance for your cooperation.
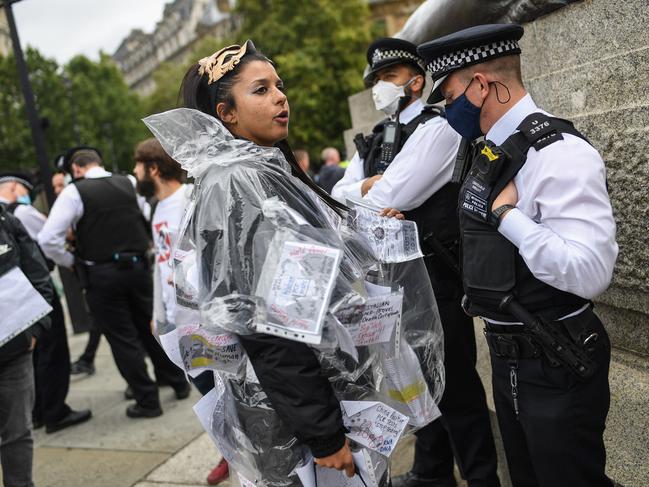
[144,108,445,486]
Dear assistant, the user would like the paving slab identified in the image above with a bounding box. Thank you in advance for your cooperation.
[146,432,231,486]
[32,446,169,487]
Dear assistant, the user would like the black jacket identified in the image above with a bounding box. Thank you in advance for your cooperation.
[0,206,53,364]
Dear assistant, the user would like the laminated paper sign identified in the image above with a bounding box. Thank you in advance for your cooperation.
[256,241,341,344]
[0,266,53,347]
[178,325,245,378]
[335,292,403,348]
[345,197,423,263]
[341,401,409,457]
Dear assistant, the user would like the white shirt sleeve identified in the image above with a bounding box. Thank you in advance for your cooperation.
[498,134,618,299]
[37,185,83,268]
[13,205,47,241]
[364,118,461,211]
[331,152,365,203]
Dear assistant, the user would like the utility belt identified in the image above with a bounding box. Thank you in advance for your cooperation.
[484,298,599,378]
[75,252,149,288]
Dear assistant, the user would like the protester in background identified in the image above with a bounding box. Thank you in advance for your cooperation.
[0,172,92,434]
[39,147,190,418]
[0,204,53,487]
[315,147,345,194]
[132,138,229,485]
[52,172,66,197]
[293,149,314,179]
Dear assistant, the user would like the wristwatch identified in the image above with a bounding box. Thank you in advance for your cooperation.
[492,204,516,224]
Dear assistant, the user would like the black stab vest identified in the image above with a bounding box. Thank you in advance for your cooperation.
[355,106,462,294]
[459,113,590,321]
[74,175,150,262]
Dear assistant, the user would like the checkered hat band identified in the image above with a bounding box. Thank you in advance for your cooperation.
[372,49,425,71]
[0,176,33,190]
[426,39,520,78]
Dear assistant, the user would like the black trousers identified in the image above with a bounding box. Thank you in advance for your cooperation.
[78,323,101,365]
[33,289,72,425]
[84,262,187,409]
[488,309,612,487]
[412,295,500,487]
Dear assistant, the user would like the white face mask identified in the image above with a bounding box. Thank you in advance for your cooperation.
[371,77,415,116]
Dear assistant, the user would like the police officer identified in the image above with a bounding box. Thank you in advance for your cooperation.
[333,39,500,487]
[418,24,618,487]
[39,147,190,418]
[0,171,92,433]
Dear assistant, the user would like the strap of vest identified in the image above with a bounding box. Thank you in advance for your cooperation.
[493,113,591,199]
[6,202,20,214]
[399,105,444,144]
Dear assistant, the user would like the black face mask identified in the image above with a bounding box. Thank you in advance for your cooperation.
[136,172,156,198]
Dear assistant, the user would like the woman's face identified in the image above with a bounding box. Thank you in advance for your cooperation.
[218,60,289,147]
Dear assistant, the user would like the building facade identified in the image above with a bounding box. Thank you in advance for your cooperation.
[112,0,236,96]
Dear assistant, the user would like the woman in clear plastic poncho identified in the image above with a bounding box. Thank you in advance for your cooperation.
[144,41,445,487]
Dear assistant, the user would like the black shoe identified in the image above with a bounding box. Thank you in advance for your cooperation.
[124,385,135,400]
[126,404,163,418]
[70,359,95,375]
[392,472,456,487]
[174,383,191,400]
[45,409,92,434]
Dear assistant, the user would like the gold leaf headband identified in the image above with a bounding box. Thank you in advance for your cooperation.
[197,42,249,85]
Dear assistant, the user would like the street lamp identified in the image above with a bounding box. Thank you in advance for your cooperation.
[2,0,55,207]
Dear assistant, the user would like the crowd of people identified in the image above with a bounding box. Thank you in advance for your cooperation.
[0,21,619,487]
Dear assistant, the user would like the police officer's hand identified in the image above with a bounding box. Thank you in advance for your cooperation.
[492,180,518,220]
[314,439,355,478]
[379,208,405,220]
[361,175,382,196]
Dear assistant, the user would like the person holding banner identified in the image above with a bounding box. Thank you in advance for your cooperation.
[0,204,53,487]
[144,40,446,487]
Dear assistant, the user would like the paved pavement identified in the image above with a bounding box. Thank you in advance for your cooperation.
[20,330,443,487]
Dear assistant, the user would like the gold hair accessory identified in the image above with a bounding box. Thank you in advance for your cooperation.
[198,42,249,85]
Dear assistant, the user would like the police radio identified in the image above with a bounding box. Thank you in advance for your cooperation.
[374,121,401,174]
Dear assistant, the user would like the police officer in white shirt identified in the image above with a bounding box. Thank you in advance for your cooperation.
[334,39,501,487]
[418,24,618,487]
[39,147,189,418]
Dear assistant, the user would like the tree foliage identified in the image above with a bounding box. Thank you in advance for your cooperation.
[0,49,146,173]
[142,0,373,160]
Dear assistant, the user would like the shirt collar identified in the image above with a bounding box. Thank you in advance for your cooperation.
[486,93,538,146]
[84,166,112,179]
[397,97,425,125]
[0,197,10,204]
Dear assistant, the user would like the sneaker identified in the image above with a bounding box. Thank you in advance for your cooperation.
[126,404,163,418]
[207,458,229,485]
[70,359,95,375]
[45,409,92,434]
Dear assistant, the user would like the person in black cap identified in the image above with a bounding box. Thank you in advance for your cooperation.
[418,24,618,487]
[38,147,191,418]
[333,38,501,487]
[0,171,93,433]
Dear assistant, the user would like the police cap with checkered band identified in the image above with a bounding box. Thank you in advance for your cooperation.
[417,24,524,104]
[364,37,426,86]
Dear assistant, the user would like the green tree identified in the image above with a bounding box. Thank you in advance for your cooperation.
[234,0,372,158]
[0,50,146,173]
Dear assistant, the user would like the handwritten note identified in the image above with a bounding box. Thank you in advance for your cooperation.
[335,292,403,347]
[341,401,408,457]
[256,240,341,344]
[178,325,245,378]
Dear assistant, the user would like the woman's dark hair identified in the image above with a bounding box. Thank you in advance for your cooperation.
[179,42,348,216]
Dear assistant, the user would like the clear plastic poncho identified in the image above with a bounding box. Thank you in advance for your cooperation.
[144,108,445,487]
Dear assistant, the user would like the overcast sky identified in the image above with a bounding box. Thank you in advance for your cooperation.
[12,0,170,64]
